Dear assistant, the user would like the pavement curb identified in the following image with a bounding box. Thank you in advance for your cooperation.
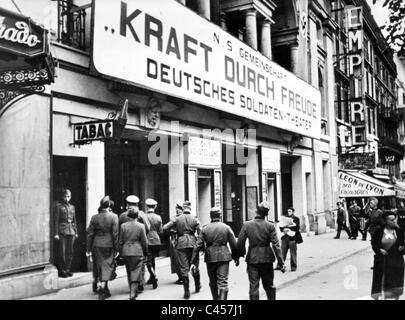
[276,244,371,290]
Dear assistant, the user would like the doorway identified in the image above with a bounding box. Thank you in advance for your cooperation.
[197,169,213,227]
[53,155,87,272]
[281,156,293,215]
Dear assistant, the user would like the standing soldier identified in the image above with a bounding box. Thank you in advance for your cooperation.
[190,207,239,300]
[145,198,162,289]
[237,201,286,300]
[54,189,78,278]
[169,201,184,284]
[120,195,150,294]
[334,201,352,239]
[365,197,384,241]
[86,196,119,300]
[348,200,361,240]
[163,201,201,299]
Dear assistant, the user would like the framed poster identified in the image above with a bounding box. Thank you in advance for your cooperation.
[246,186,258,221]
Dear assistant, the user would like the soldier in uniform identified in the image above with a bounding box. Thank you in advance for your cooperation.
[86,196,119,300]
[237,201,286,300]
[119,208,148,300]
[120,195,150,293]
[169,200,184,284]
[145,198,162,289]
[54,189,78,278]
[163,201,201,299]
[348,200,362,240]
[365,197,384,241]
[191,207,239,300]
[334,201,352,239]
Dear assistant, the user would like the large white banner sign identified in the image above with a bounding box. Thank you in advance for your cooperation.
[92,0,321,138]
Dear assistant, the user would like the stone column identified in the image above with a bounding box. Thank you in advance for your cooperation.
[197,0,211,20]
[261,19,272,59]
[290,43,299,74]
[245,9,258,50]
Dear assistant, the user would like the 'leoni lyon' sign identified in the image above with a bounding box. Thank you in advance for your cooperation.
[91,0,321,139]
[338,171,394,197]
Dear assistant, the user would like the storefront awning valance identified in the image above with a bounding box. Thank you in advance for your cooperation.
[394,181,405,199]
[339,171,395,197]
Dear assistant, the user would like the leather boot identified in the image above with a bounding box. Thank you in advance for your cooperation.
[266,287,276,300]
[183,277,190,299]
[92,280,99,294]
[249,293,259,300]
[129,282,138,300]
[193,273,201,293]
[98,286,106,300]
[209,284,219,300]
[104,282,111,298]
[219,289,228,300]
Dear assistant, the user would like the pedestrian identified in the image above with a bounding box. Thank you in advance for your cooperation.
[169,200,184,285]
[396,201,405,234]
[145,198,162,289]
[348,200,361,240]
[53,189,78,278]
[163,200,201,299]
[364,197,384,241]
[120,195,150,294]
[190,207,239,300]
[275,207,302,272]
[371,210,405,300]
[119,207,149,300]
[86,196,119,300]
[334,201,351,239]
[237,201,286,300]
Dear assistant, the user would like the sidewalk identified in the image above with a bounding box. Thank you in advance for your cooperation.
[28,231,370,300]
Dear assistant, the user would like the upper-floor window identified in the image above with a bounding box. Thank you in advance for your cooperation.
[57,0,91,51]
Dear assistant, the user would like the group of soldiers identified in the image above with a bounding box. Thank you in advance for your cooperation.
[54,188,291,300]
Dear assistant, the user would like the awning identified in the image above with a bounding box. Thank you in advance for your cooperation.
[394,181,405,199]
[339,171,395,197]
[373,174,391,181]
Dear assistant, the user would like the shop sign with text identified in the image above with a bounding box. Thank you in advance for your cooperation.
[188,137,221,168]
[73,120,114,144]
[91,0,321,138]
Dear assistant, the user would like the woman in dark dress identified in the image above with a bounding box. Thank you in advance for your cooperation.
[371,210,405,300]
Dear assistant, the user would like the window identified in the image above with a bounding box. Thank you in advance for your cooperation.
[335,76,350,123]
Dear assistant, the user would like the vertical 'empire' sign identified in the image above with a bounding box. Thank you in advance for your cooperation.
[346,6,366,146]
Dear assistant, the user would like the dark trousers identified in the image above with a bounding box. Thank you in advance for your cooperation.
[177,248,199,278]
[247,263,275,300]
[350,220,367,239]
[148,245,160,270]
[207,261,230,291]
[281,238,297,270]
[336,221,351,239]
[58,235,75,273]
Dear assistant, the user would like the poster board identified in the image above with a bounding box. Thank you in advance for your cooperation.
[246,186,258,221]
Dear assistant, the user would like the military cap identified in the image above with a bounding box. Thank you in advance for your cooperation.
[369,197,378,203]
[210,207,221,218]
[126,195,140,204]
[145,198,157,206]
[183,201,192,213]
[176,200,184,209]
[257,201,270,216]
[100,195,111,205]
[382,210,397,219]
[99,195,114,208]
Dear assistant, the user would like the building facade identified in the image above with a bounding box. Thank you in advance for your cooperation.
[1,0,343,299]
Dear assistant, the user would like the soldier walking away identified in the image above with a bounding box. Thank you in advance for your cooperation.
[163,201,201,299]
[119,208,148,300]
[334,201,352,239]
[120,195,150,294]
[348,200,361,240]
[237,201,286,300]
[276,207,302,272]
[190,207,239,300]
[86,196,119,300]
[54,189,78,278]
[145,198,162,289]
[169,200,184,284]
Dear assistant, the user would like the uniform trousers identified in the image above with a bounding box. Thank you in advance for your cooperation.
[247,263,275,300]
[177,248,200,278]
[207,261,229,291]
[148,245,160,270]
[58,235,75,273]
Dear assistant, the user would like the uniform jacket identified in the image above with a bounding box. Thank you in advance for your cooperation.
[280,215,301,242]
[119,209,150,234]
[86,209,119,252]
[163,213,200,249]
[337,208,347,223]
[146,212,163,246]
[237,216,284,265]
[192,220,238,264]
[119,220,148,257]
[368,208,384,235]
[54,201,77,236]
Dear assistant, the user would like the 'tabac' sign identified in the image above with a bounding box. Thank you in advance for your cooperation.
[73,120,114,144]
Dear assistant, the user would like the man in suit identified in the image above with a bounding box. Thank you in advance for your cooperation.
[334,201,352,239]
[191,207,239,300]
[237,201,286,300]
[54,189,78,278]
[145,198,162,289]
[163,201,201,299]
[276,207,301,272]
